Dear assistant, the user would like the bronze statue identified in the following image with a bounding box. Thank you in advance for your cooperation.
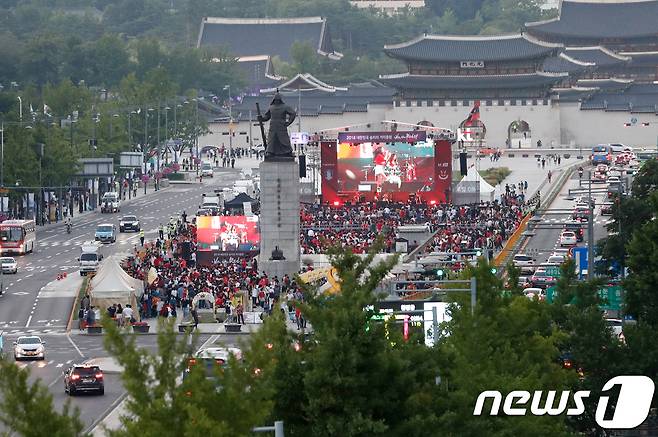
[257,92,296,160]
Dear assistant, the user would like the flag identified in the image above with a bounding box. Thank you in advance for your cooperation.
[147,267,158,285]
[464,100,480,127]
[43,104,52,116]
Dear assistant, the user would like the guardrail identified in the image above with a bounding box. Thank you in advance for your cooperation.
[494,160,585,273]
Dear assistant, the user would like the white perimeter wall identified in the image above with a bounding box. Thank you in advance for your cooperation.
[199,101,658,150]
[559,102,658,148]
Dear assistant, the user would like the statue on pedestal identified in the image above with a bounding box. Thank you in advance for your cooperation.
[257,92,297,160]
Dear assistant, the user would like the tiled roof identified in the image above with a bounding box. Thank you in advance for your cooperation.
[580,82,658,112]
[378,72,568,90]
[620,51,658,66]
[542,52,593,73]
[576,78,634,90]
[564,47,630,67]
[384,34,560,62]
[197,17,342,61]
[236,56,281,91]
[526,0,658,40]
[227,84,395,121]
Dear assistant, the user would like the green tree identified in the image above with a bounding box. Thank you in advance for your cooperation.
[102,317,272,437]
[623,192,658,325]
[0,358,86,436]
[436,260,575,435]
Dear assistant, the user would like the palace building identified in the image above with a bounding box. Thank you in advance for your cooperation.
[200,0,658,150]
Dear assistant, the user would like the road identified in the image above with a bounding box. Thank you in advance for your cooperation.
[0,168,249,432]
[3,332,247,433]
[520,168,618,267]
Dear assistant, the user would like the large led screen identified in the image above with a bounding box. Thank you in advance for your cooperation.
[196,215,259,252]
[337,141,435,193]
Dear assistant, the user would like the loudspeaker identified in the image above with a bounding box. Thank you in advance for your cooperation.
[299,154,307,178]
[459,152,468,176]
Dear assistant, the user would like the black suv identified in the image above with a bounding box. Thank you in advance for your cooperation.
[64,365,105,395]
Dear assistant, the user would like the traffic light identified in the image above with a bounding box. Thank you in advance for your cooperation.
[476,249,482,257]
[491,267,497,274]
[436,269,444,277]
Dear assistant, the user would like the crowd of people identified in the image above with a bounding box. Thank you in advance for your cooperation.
[118,213,306,329]
[299,197,527,257]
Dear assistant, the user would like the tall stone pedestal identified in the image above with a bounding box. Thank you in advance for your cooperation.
[258,159,300,279]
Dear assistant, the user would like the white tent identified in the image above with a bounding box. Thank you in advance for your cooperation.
[455,166,496,202]
[89,256,144,317]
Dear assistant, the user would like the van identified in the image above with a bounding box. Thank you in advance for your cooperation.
[100,192,120,213]
[201,192,223,214]
[79,242,103,276]
[201,161,213,178]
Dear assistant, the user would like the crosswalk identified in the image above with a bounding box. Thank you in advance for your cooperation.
[15,358,75,370]
[543,218,612,225]
[38,240,137,248]
[2,327,67,336]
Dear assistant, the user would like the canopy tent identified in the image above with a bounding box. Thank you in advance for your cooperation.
[224,192,259,214]
[89,256,144,320]
[454,165,496,203]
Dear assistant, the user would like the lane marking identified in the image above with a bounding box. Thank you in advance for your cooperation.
[67,335,85,358]
[26,315,32,327]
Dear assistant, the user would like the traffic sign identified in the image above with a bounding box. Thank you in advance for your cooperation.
[545,266,560,277]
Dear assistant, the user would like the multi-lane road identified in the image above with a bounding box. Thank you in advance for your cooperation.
[0,168,249,432]
[520,169,617,267]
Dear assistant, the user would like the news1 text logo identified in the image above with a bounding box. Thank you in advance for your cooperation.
[473,376,655,429]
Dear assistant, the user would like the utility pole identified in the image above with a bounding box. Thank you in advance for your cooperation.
[587,171,595,279]
[1,122,4,214]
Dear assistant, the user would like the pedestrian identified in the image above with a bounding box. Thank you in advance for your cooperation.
[524,180,528,191]
[541,158,546,169]
[81,294,91,311]
[191,307,199,329]
[159,224,164,240]
[231,157,235,168]
[139,229,145,247]
[548,170,553,183]
[558,156,561,165]
[236,303,244,324]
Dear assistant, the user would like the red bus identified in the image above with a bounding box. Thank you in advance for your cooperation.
[0,220,36,255]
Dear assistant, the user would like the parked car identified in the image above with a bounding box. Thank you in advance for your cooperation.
[559,231,578,247]
[512,254,535,274]
[119,215,140,232]
[14,336,45,360]
[64,364,104,395]
[0,256,17,274]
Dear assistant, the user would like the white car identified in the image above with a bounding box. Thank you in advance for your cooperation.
[607,176,621,185]
[546,254,566,265]
[605,318,623,339]
[14,336,46,360]
[523,287,545,300]
[512,254,535,274]
[0,256,17,274]
[559,231,578,247]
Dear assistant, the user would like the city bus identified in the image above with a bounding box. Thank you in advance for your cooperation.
[0,220,36,255]
[591,144,613,165]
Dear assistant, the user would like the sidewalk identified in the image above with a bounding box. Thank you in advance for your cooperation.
[37,182,176,231]
[476,155,575,202]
